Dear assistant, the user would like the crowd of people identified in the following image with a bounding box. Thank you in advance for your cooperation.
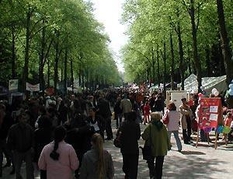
[0,90,118,179]
[0,88,233,179]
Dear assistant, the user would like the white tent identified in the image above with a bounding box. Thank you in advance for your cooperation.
[183,74,227,95]
[183,74,198,93]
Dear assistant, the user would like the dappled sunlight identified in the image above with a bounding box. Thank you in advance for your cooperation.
[103,122,233,178]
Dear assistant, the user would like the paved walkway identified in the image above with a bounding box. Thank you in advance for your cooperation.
[108,126,233,179]
[2,122,233,179]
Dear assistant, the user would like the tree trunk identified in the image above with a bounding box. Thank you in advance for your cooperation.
[190,0,202,92]
[162,41,167,93]
[11,25,16,78]
[146,67,150,86]
[39,20,46,92]
[64,49,68,94]
[216,0,233,84]
[54,31,59,94]
[47,59,50,87]
[187,45,192,74]
[22,9,32,92]
[70,58,74,92]
[177,21,185,90]
[170,33,175,90]
[78,69,81,89]
[156,44,160,85]
[82,69,85,89]
[151,47,156,84]
[205,48,211,76]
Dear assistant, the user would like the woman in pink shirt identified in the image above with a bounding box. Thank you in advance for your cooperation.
[163,102,182,152]
[38,126,79,179]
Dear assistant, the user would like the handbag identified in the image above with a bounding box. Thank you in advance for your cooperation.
[163,112,169,124]
[113,131,121,148]
[140,145,152,160]
[140,125,153,160]
[191,119,198,132]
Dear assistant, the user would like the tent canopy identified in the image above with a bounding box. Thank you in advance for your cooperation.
[182,74,227,95]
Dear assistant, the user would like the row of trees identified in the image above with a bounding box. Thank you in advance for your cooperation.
[0,0,122,94]
[121,0,233,91]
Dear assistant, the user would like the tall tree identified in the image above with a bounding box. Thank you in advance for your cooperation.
[216,0,233,84]
[182,0,202,91]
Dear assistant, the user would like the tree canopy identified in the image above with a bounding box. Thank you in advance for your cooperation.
[0,0,122,93]
[121,0,233,91]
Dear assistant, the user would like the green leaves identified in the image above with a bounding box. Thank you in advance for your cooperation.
[0,0,121,90]
[121,0,231,85]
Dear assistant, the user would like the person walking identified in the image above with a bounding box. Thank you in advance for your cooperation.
[0,103,9,177]
[120,93,132,119]
[85,107,105,141]
[97,96,113,140]
[34,115,53,179]
[7,109,35,179]
[163,102,182,152]
[222,112,233,141]
[79,133,114,179]
[38,125,79,179]
[143,101,151,124]
[65,112,94,178]
[117,111,141,179]
[0,102,15,175]
[114,96,123,129]
[179,98,193,144]
[153,93,165,115]
[142,112,171,179]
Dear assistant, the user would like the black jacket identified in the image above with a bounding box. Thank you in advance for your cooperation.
[118,119,140,155]
[7,122,34,153]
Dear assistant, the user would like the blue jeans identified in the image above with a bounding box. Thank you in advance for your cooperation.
[168,130,182,151]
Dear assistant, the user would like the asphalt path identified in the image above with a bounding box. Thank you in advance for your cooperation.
[2,121,233,179]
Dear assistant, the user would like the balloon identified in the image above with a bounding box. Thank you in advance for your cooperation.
[228,84,233,95]
[203,126,212,133]
[216,125,223,133]
[229,83,233,89]
[213,90,219,96]
[223,126,231,134]
[211,88,217,94]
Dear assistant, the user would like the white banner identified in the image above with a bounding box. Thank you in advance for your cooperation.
[171,91,187,108]
[9,79,18,91]
[26,82,40,92]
